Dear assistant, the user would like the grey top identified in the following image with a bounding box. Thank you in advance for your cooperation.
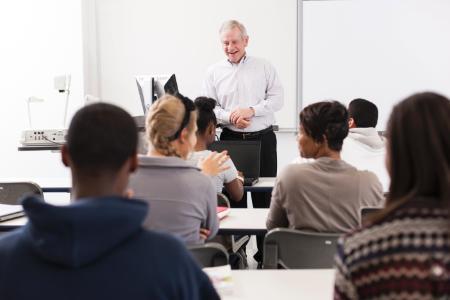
[129,156,219,244]
[267,157,384,233]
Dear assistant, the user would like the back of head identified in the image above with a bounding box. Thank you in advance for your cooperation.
[300,101,349,151]
[194,97,217,135]
[348,98,378,128]
[387,92,450,204]
[67,103,138,174]
[146,94,196,157]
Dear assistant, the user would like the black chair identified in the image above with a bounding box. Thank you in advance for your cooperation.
[263,228,340,269]
[0,182,43,205]
[361,207,383,224]
[188,242,229,268]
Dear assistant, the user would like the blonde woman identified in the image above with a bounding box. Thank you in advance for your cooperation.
[129,94,228,244]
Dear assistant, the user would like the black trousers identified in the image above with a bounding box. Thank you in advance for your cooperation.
[220,127,277,209]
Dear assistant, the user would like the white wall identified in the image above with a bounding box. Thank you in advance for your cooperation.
[3,0,448,181]
[303,0,450,130]
[0,0,84,179]
[84,0,299,129]
[276,132,299,173]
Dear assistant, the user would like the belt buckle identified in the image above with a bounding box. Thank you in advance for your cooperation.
[242,132,250,140]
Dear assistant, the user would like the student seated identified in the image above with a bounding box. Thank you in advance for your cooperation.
[188,96,244,202]
[129,94,226,244]
[334,92,450,299]
[267,101,384,233]
[343,98,389,191]
[292,98,388,191]
[0,103,219,299]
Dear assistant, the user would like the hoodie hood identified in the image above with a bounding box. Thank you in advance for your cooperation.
[22,195,148,268]
[348,127,385,150]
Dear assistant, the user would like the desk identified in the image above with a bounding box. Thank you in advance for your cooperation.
[0,198,70,231]
[0,177,277,194]
[0,177,276,194]
[218,208,269,236]
[0,217,26,231]
[244,177,275,192]
[0,178,71,193]
[18,145,61,151]
[1,207,270,234]
[223,269,335,300]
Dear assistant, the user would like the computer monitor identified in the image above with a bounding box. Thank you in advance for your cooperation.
[135,74,178,114]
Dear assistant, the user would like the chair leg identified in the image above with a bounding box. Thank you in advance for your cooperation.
[263,243,278,269]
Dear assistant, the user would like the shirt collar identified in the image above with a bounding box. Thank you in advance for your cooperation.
[138,155,200,170]
[227,54,248,66]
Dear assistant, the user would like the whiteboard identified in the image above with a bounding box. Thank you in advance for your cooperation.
[303,0,450,130]
[84,0,298,129]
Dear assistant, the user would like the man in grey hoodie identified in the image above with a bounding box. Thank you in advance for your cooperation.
[343,98,389,191]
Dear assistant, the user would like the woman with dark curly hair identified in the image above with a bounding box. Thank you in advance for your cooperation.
[188,96,244,203]
[266,101,384,233]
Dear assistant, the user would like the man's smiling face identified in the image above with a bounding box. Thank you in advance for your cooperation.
[220,27,248,64]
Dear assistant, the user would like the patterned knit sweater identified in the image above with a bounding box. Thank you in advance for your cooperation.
[334,199,450,300]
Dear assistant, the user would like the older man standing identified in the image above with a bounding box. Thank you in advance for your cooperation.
[203,20,284,210]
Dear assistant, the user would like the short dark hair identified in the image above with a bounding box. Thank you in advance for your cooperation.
[194,97,217,134]
[348,98,378,127]
[66,103,138,172]
[299,101,349,151]
[386,92,450,204]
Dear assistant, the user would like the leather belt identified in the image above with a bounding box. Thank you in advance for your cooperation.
[222,126,273,140]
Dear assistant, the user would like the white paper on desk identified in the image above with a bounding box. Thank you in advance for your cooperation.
[0,204,23,219]
[203,265,234,296]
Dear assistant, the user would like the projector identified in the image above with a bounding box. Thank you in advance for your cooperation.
[21,129,67,146]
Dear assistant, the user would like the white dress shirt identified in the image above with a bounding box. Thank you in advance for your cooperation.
[202,55,284,132]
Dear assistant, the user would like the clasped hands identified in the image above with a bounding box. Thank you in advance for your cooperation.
[229,107,255,129]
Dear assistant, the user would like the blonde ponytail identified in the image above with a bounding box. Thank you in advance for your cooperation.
[146,95,196,157]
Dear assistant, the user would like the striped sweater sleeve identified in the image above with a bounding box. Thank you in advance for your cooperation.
[334,238,358,300]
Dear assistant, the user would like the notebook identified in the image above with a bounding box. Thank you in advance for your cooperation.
[0,204,24,222]
[209,140,261,186]
[217,206,230,220]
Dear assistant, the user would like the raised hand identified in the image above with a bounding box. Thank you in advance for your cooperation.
[198,150,230,176]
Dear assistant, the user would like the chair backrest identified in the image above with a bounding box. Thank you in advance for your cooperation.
[0,182,43,205]
[361,207,383,223]
[263,228,340,269]
[188,242,229,268]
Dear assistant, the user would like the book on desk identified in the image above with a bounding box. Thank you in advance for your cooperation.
[0,204,24,222]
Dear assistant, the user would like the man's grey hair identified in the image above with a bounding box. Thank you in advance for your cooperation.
[219,20,248,38]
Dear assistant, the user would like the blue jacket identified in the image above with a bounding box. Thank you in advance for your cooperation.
[0,196,219,300]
